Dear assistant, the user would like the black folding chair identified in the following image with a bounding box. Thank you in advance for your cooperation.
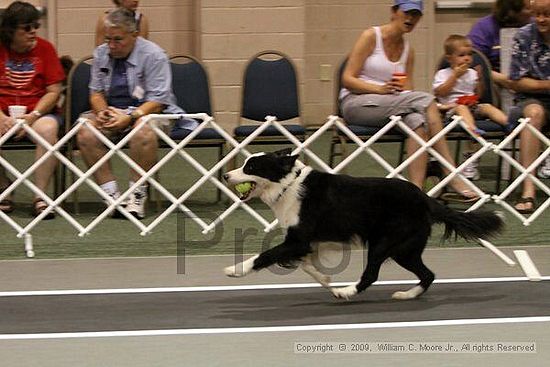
[64,55,92,213]
[233,50,306,147]
[167,55,225,202]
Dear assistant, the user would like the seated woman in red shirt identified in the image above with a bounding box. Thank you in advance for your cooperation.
[0,1,65,219]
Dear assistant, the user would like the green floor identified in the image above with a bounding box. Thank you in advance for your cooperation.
[1,132,548,259]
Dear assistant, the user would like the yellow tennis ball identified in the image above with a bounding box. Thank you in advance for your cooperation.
[235,182,252,194]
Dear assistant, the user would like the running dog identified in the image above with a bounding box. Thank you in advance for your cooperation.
[223,149,504,300]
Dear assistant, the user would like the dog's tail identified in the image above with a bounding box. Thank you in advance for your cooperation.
[428,199,504,241]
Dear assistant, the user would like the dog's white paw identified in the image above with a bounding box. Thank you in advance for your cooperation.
[224,255,259,278]
[331,284,357,300]
[392,285,424,300]
[224,265,243,277]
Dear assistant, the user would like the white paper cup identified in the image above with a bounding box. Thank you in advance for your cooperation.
[8,105,27,119]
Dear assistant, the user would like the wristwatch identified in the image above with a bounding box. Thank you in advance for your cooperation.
[129,109,145,125]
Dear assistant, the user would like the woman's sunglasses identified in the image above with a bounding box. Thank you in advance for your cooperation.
[17,21,41,32]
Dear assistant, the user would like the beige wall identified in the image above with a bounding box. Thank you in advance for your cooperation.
[37,0,492,130]
[55,0,195,60]
[199,0,306,130]
[434,7,490,61]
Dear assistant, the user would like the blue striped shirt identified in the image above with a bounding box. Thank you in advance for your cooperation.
[90,37,198,130]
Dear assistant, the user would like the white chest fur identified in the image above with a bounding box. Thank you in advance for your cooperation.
[264,166,311,229]
[271,196,302,228]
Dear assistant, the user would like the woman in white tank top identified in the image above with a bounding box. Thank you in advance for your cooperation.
[340,0,478,202]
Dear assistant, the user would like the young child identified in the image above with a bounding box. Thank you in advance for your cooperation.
[433,34,509,180]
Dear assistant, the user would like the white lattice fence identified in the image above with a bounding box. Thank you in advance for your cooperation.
[1,113,548,260]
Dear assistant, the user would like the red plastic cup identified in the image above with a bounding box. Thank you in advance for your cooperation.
[392,72,408,90]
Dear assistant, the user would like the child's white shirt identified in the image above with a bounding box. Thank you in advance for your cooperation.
[432,67,478,105]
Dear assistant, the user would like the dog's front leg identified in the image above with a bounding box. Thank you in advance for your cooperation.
[224,255,259,277]
[224,239,310,277]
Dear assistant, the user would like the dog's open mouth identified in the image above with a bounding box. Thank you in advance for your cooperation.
[234,181,256,201]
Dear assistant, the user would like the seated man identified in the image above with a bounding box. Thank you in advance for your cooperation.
[77,8,197,219]
[509,0,550,214]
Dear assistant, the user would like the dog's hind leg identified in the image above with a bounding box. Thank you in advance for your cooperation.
[331,260,383,300]
[391,252,435,300]
[331,250,385,300]
[301,254,331,288]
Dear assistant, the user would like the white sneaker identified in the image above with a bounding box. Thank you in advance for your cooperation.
[462,153,480,181]
[537,156,550,179]
[127,188,147,219]
[103,191,128,219]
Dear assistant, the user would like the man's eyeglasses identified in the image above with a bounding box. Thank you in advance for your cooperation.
[104,36,127,45]
[17,22,40,32]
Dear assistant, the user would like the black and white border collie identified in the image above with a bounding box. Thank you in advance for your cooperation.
[223,149,504,300]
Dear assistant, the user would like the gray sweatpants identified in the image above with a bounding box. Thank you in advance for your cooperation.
[340,91,435,130]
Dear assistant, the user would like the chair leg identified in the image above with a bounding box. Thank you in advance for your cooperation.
[226,141,237,172]
[495,151,503,194]
[454,140,462,165]
[300,135,309,166]
[60,157,67,198]
[65,145,81,215]
[398,140,406,165]
[329,128,339,168]
[53,165,60,198]
[154,171,161,212]
[216,144,224,203]
[340,136,349,173]
[508,138,518,187]
[329,138,336,167]
[71,169,80,215]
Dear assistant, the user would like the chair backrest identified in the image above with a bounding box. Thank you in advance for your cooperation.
[169,55,212,115]
[335,56,349,117]
[436,48,498,106]
[240,50,300,122]
[65,55,93,127]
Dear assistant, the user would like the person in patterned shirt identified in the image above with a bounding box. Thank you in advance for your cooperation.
[510,0,550,214]
[0,1,65,219]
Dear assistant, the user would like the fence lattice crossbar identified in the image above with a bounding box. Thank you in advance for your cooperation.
[1,114,548,259]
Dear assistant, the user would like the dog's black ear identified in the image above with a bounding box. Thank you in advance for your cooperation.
[280,154,299,172]
[273,148,293,157]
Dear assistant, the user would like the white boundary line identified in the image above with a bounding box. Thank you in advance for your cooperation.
[514,250,542,281]
[1,316,549,340]
[1,276,548,297]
